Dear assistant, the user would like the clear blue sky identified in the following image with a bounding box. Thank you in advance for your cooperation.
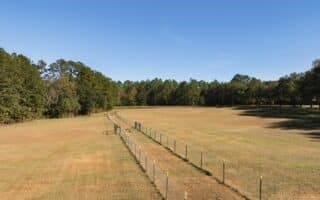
[1,0,319,82]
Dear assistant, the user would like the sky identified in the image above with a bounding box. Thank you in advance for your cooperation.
[1,0,320,82]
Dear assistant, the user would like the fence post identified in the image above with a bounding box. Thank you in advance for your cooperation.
[259,176,263,200]
[165,171,169,200]
[113,124,117,133]
[160,133,162,144]
[145,154,148,171]
[185,144,188,160]
[153,160,156,183]
[139,146,141,162]
[222,161,225,184]
[174,140,176,152]
[184,191,188,200]
[200,152,203,169]
[135,143,137,157]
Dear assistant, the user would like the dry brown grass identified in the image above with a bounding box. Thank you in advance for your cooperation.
[117,107,320,200]
[113,114,244,200]
[0,113,161,200]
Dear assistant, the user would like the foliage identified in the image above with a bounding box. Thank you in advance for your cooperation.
[119,64,320,108]
[1,45,320,123]
[0,48,119,123]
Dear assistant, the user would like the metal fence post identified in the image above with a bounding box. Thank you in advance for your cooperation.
[135,143,137,157]
[185,144,188,160]
[139,146,141,162]
[222,161,225,184]
[145,154,148,171]
[200,152,203,169]
[113,124,117,133]
[153,160,156,183]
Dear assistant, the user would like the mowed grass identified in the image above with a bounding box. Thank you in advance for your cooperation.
[0,113,161,200]
[117,107,320,200]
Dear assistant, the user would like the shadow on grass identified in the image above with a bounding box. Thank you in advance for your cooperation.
[233,106,320,142]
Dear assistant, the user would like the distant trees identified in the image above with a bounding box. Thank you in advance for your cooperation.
[0,48,118,123]
[1,46,320,124]
[118,60,320,109]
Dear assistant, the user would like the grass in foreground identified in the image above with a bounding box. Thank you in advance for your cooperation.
[0,113,161,200]
[117,107,320,200]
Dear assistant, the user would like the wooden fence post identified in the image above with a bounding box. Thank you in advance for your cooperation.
[174,140,176,152]
[259,176,263,200]
[165,171,169,200]
[184,191,188,200]
[160,133,162,144]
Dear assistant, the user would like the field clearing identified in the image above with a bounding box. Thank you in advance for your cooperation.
[0,113,161,200]
[112,113,243,200]
[116,107,320,199]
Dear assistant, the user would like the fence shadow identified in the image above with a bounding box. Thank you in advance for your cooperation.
[234,106,320,142]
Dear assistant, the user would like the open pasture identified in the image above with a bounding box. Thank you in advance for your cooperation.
[117,106,320,199]
[0,113,160,200]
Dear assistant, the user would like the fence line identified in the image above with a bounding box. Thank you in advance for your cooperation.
[113,111,262,200]
[107,113,186,200]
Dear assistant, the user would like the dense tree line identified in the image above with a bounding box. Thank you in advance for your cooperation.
[0,48,118,123]
[1,47,320,123]
[119,60,320,108]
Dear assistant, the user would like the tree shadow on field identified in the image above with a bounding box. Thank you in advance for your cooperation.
[233,106,320,142]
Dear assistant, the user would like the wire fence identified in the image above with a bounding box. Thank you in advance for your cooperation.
[107,113,187,200]
[114,111,320,200]
[112,111,265,200]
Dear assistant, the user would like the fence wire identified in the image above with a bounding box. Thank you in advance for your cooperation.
[108,113,186,200]
[112,112,320,200]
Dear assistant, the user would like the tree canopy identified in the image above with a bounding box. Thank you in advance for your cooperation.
[1,47,320,123]
[0,48,119,123]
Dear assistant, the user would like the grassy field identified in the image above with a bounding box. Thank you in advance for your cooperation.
[0,113,161,200]
[116,107,320,200]
[112,113,244,200]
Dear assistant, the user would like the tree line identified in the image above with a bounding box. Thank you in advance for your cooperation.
[1,47,320,123]
[0,48,118,123]
[118,60,320,108]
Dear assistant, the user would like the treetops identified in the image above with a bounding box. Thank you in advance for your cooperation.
[1,47,320,123]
